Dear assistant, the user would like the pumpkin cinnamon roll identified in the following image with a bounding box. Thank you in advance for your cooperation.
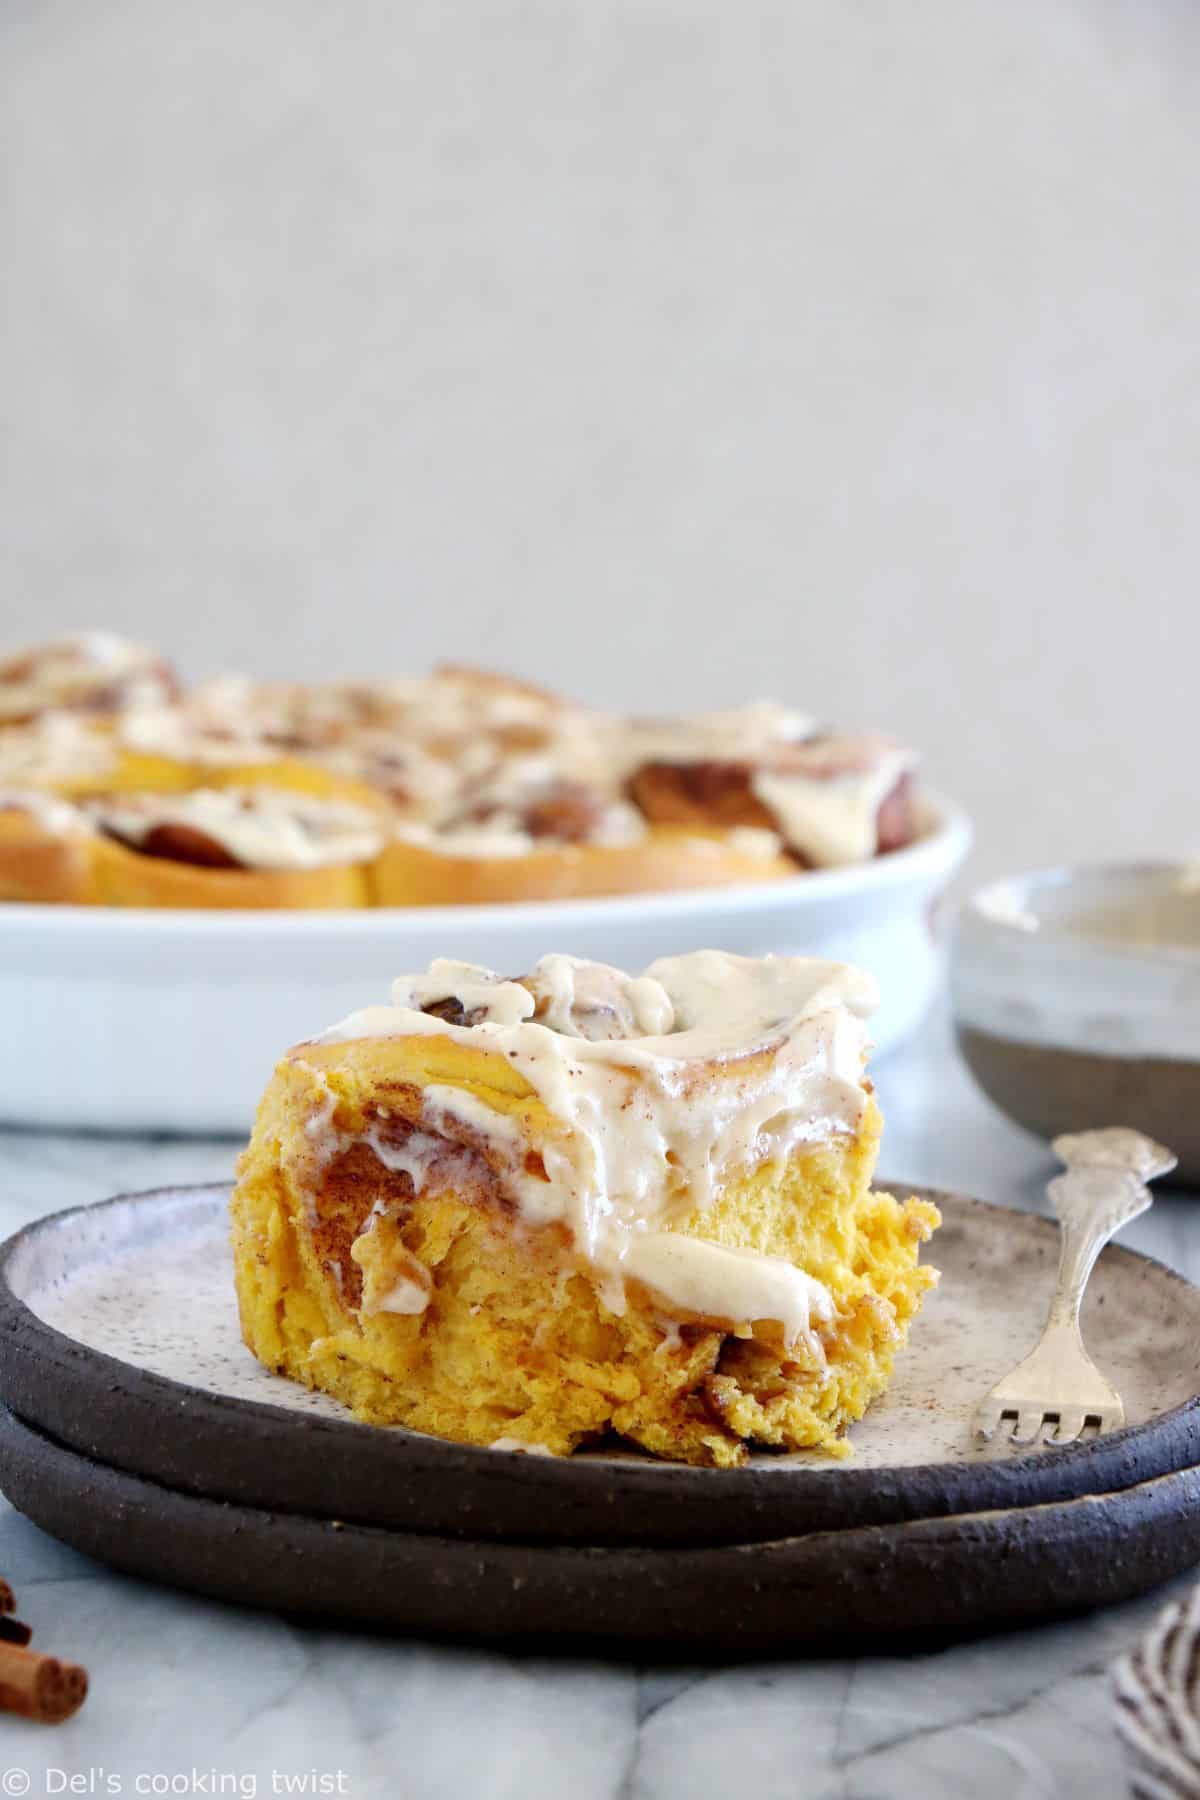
[85,787,383,909]
[232,952,939,1465]
[629,730,919,868]
[0,634,935,909]
[371,759,795,904]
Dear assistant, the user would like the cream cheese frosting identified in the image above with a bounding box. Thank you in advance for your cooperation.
[0,639,922,881]
[624,702,816,769]
[753,741,917,867]
[312,951,877,1346]
[0,714,118,788]
[407,752,648,854]
[117,706,283,767]
[318,733,461,818]
[389,822,542,859]
[375,671,578,746]
[0,632,172,723]
[0,789,83,835]
[87,787,384,870]
[390,806,646,859]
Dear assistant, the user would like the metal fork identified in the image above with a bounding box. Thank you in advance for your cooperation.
[974,1128,1177,1448]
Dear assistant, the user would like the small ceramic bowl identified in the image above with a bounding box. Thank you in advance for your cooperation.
[950,863,1200,1184]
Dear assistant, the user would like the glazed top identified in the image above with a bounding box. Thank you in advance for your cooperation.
[0,632,174,724]
[87,788,385,871]
[311,951,878,1346]
[0,632,920,869]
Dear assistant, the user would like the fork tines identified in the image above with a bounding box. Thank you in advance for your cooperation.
[973,1401,1120,1446]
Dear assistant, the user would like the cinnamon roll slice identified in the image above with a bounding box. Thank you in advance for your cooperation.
[231,952,939,1465]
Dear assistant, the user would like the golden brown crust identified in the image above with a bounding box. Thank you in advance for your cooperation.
[89,832,369,909]
[0,809,98,904]
[370,826,797,906]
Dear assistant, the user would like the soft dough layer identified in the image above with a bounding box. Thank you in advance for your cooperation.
[231,1028,939,1466]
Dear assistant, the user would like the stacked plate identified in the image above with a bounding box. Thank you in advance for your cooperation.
[1,1181,1199,1651]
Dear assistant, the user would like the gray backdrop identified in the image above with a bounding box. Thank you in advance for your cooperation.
[4,0,1197,878]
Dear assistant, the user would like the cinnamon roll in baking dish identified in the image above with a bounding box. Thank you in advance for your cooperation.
[0,785,386,908]
[85,789,384,909]
[231,952,939,1465]
[0,633,927,909]
[372,759,797,903]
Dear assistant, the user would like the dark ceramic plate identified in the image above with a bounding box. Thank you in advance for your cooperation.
[3,1406,1200,1650]
[1,1184,1199,1548]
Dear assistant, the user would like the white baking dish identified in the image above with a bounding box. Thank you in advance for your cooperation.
[0,798,970,1133]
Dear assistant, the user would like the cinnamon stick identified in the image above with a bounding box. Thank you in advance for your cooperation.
[0,1616,32,1647]
[0,1641,88,1723]
[0,1579,14,1615]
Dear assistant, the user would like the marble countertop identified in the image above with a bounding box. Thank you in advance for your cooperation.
[1,1008,1195,1798]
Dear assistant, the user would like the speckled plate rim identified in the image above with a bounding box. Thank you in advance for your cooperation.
[3,1406,1200,1650]
[1,1181,1199,1548]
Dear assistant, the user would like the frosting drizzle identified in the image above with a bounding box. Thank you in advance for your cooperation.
[313,951,877,1347]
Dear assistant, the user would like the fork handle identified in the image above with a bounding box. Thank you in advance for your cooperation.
[1045,1166,1152,1333]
